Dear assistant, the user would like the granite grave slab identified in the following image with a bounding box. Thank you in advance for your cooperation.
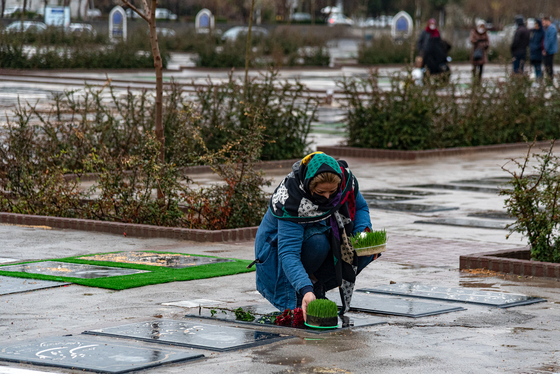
[409,184,499,194]
[361,188,444,196]
[368,201,459,213]
[0,261,149,279]
[184,305,387,334]
[414,218,512,230]
[327,291,466,318]
[83,320,291,352]
[0,276,70,296]
[0,336,203,374]
[358,284,547,308]
[77,252,234,269]
[0,258,18,264]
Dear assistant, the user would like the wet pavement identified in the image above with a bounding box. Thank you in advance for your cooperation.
[1,145,560,373]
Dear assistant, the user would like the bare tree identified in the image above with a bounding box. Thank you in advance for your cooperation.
[245,0,255,88]
[1,0,6,18]
[120,0,165,167]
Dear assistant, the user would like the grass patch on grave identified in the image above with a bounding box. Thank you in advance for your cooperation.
[0,251,254,290]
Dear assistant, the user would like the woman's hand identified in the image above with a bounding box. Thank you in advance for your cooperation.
[301,292,316,322]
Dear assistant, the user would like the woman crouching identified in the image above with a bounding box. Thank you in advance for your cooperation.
[254,152,379,321]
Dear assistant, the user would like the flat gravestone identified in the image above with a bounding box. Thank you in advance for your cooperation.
[0,258,18,264]
[359,284,546,308]
[361,188,443,196]
[0,276,70,296]
[410,184,499,194]
[327,291,466,318]
[368,201,459,213]
[362,194,419,202]
[77,252,234,269]
[83,320,291,352]
[184,305,386,334]
[0,261,149,279]
[414,218,511,230]
[0,336,203,374]
[468,211,512,220]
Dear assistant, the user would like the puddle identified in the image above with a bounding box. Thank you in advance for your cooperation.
[414,218,511,230]
[368,202,459,213]
[77,251,234,268]
[361,188,443,196]
[410,184,500,194]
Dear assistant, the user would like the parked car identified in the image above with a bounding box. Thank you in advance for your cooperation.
[86,8,102,19]
[147,27,176,37]
[125,9,141,19]
[67,23,96,36]
[2,7,23,17]
[327,14,354,26]
[4,21,47,33]
[155,8,177,20]
[221,26,268,41]
[291,12,311,22]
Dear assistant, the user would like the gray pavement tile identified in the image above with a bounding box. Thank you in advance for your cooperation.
[0,276,70,296]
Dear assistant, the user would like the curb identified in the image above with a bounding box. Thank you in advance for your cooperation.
[0,213,258,243]
[317,141,553,160]
[459,248,560,279]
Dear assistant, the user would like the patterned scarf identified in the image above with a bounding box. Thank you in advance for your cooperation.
[269,152,359,314]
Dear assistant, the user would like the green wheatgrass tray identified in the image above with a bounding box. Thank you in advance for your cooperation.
[0,251,254,290]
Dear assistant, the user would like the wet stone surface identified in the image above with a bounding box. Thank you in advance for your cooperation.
[77,252,234,269]
[327,291,466,318]
[368,202,459,213]
[0,336,203,373]
[414,218,512,230]
[0,258,18,264]
[362,194,420,202]
[83,320,291,352]
[467,211,513,220]
[359,283,547,308]
[0,276,70,296]
[361,188,444,196]
[0,261,150,279]
[410,184,500,194]
[184,305,386,334]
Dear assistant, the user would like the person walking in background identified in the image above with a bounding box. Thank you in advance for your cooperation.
[542,16,558,81]
[416,18,439,62]
[511,15,530,74]
[529,19,545,81]
[470,20,489,80]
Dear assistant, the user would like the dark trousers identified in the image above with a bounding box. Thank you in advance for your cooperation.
[544,54,554,80]
[531,60,543,79]
[472,65,484,79]
[513,56,525,74]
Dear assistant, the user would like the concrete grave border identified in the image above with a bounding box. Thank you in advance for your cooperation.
[460,248,560,279]
[318,141,552,160]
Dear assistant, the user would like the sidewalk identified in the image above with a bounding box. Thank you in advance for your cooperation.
[1,148,560,374]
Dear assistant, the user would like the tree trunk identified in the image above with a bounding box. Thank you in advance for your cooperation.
[1,0,6,18]
[78,0,82,20]
[244,0,255,89]
[148,0,165,167]
[21,0,27,29]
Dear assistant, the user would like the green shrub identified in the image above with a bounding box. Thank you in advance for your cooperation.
[358,37,413,65]
[341,72,560,150]
[501,141,560,263]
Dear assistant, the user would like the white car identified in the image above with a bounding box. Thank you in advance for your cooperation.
[155,8,177,20]
[149,27,176,37]
[67,23,96,36]
[3,7,22,17]
[327,14,354,26]
[221,26,268,41]
[4,21,47,33]
[86,8,102,19]
[291,12,311,22]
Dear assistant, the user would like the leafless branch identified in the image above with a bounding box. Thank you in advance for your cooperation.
[121,0,150,22]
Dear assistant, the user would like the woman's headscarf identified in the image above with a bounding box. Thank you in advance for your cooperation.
[269,152,359,313]
[426,18,440,38]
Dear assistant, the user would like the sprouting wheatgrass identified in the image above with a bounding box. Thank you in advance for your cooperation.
[306,299,338,318]
[350,229,387,249]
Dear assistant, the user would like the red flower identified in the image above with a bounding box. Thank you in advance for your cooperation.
[292,308,304,327]
[275,309,293,326]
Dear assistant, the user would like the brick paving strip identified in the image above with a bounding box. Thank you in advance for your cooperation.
[318,141,552,160]
[460,249,560,279]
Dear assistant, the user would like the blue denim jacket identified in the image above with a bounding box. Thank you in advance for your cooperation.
[544,24,558,55]
[254,192,372,311]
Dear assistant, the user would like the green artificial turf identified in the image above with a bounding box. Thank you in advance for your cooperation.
[0,251,254,290]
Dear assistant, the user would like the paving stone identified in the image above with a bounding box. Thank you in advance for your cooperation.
[83,320,292,352]
[0,276,70,296]
[0,336,203,373]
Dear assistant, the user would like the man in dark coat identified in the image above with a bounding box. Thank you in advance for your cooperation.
[511,15,530,74]
[529,19,544,80]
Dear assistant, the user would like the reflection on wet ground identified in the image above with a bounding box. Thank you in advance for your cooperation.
[410,183,500,194]
[415,218,512,230]
[369,202,459,213]
[361,188,444,196]
[77,251,234,269]
[0,275,71,295]
[0,261,149,279]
